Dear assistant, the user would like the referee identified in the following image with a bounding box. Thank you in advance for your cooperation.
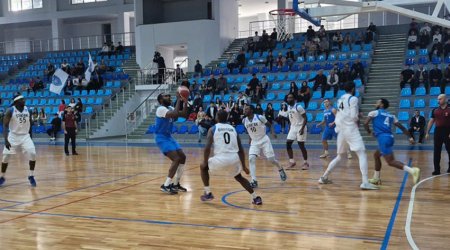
[426,94,450,175]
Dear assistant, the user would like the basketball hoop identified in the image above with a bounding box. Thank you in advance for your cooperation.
[269,9,297,42]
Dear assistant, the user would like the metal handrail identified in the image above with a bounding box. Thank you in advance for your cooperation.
[126,83,164,120]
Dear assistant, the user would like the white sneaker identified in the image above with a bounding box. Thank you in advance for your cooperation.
[319,153,329,158]
[360,183,379,190]
[318,176,333,184]
[369,178,382,185]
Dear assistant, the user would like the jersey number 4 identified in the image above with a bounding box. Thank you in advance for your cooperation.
[339,102,344,110]
[223,132,231,144]
[384,117,390,126]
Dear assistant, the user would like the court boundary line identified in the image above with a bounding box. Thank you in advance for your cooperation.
[2,209,384,242]
[405,173,450,250]
[380,158,412,250]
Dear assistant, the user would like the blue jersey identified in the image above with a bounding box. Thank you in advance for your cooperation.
[368,109,398,137]
[155,106,174,137]
[323,108,335,129]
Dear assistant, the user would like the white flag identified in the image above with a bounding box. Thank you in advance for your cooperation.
[50,69,69,95]
[85,53,95,81]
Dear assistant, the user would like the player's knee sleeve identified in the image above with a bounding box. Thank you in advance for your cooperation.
[27,151,36,161]
[249,154,257,165]
[286,141,293,150]
[2,154,10,163]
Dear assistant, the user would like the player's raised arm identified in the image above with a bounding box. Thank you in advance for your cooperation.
[3,108,12,150]
[237,135,249,174]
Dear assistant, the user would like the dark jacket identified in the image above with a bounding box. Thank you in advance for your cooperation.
[410,115,426,129]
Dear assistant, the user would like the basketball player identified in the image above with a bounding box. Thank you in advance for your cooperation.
[317,99,352,159]
[0,94,37,187]
[285,93,309,170]
[200,110,262,205]
[364,98,421,185]
[155,92,188,194]
[243,104,287,188]
[318,82,378,190]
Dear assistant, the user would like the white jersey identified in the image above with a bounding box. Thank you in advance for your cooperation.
[335,93,359,131]
[243,115,268,141]
[287,103,306,126]
[213,123,239,155]
[9,106,31,135]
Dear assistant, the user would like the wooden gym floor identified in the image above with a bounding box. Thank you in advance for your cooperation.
[0,144,448,249]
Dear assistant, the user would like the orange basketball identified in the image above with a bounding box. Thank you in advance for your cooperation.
[178,86,190,99]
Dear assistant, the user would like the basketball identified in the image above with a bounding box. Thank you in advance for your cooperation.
[178,86,190,99]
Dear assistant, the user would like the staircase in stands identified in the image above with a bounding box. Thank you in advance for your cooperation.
[205,38,247,69]
[360,33,406,141]
[86,53,140,137]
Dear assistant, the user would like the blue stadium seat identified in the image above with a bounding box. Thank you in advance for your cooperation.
[338,53,348,61]
[307,102,318,110]
[277,74,286,81]
[266,93,275,101]
[430,87,440,96]
[363,44,372,51]
[414,99,425,108]
[446,86,450,94]
[399,99,411,109]
[419,49,428,56]
[236,125,245,134]
[429,99,438,108]
[341,45,350,52]
[273,102,281,111]
[307,56,315,63]
[89,90,96,96]
[84,106,93,114]
[189,125,198,134]
[287,73,296,81]
[354,79,362,88]
[337,90,345,98]
[327,54,336,61]
[415,87,426,96]
[298,72,307,80]
[406,50,416,58]
[81,90,88,96]
[352,45,361,52]
[360,52,370,59]
[277,93,286,100]
[400,88,412,97]
[203,95,212,103]
[274,124,282,134]
[282,83,290,90]
[306,113,313,122]
[87,98,95,104]
[324,91,334,99]
[312,91,321,99]
[315,112,324,122]
[95,98,103,105]
[271,83,280,90]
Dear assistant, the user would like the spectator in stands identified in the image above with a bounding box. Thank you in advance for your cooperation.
[62,106,78,156]
[319,37,330,58]
[75,98,83,113]
[75,59,85,76]
[227,57,237,72]
[400,65,415,89]
[277,103,289,132]
[368,22,377,35]
[237,92,248,110]
[248,73,260,93]
[327,69,339,97]
[318,25,326,39]
[35,77,44,91]
[299,44,307,58]
[109,42,115,56]
[332,31,343,50]
[206,74,217,97]
[194,60,203,77]
[433,29,442,43]
[339,63,351,86]
[38,108,47,126]
[429,64,443,90]
[215,97,222,107]
[206,102,218,119]
[286,48,295,68]
[419,22,432,48]
[276,53,286,67]
[251,31,260,53]
[443,64,450,94]
[351,58,365,83]
[236,50,246,72]
[115,41,124,54]
[255,104,264,115]
[58,100,66,117]
[409,110,426,144]
[228,105,242,126]
[306,26,315,41]
[364,28,374,44]
[68,98,76,109]
[407,30,418,49]
[260,75,269,98]
[409,18,419,34]
[100,42,109,56]
[20,84,28,93]
[443,28,450,43]
[153,51,166,84]
[343,33,353,50]
[189,80,198,99]
[252,85,264,104]
[269,28,277,49]
[196,111,211,143]
[414,64,429,94]
[47,113,61,141]
[28,78,36,94]
[97,60,108,74]
[444,39,450,57]
[429,38,443,61]
[31,109,38,126]
[289,81,298,99]
[45,62,55,81]
[261,30,270,51]
[265,103,275,125]
[354,31,364,45]
[216,73,228,97]
[310,69,328,98]
[298,81,311,109]
[199,80,207,98]
[60,60,69,74]
[264,50,274,71]
[192,93,203,113]
[175,64,184,82]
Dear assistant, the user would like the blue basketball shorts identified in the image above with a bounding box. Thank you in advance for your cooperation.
[377,134,394,156]
[155,135,181,154]
[322,127,337,141]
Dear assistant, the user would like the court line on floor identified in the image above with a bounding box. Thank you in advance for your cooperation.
[2,209,383,242]
[0,172,147,211]
[380,158,412,250]
[405,173,450,250]
[0,199,21,204]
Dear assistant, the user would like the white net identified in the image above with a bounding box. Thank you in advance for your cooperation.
[269,10,295,42]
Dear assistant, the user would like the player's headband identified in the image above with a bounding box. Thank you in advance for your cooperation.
[13,95,24,102]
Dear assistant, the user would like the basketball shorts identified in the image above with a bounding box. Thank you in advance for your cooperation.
[336,128,366,154]
[155,135,181,154]
[3,133,36,156]
[376,134,394,156]
[249,135,275,158]
[322,127,337,141]
[208,153,242,177]
[287,125,307,142]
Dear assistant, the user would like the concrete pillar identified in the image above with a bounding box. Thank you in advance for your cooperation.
[51,18,62,51]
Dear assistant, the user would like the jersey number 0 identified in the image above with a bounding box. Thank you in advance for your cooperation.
[223,132,230,144]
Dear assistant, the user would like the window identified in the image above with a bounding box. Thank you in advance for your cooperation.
[10,0,42,11]
[72,0,107,4]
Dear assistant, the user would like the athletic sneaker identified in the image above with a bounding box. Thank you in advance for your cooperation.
[160,184,178,195]
[252,196,263,205]
[286,162,296,170]
[173,183,187,192]
[360,183,379,190]
[250,180,258,188]
[318,176,333,184]
[200,192,214,201]
[302,162,310,170]
[0,176,5,186]
[279,169,287,181]
[369,178,382,185]
[28,176,36,187]
[319,153,329,158]
[411,167,421,185]
[347,152,353,159]
[432,170,441,176]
